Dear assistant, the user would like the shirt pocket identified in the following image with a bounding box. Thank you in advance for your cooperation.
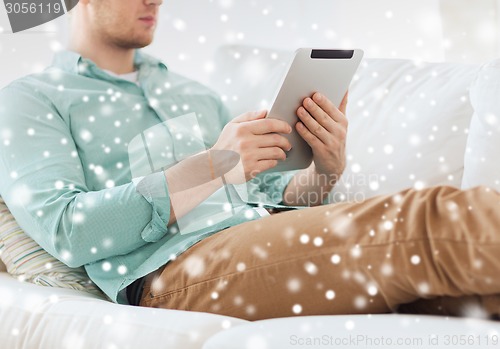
[68,95,154,186]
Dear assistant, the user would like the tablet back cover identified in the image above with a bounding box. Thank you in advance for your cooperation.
[265,48,364,173]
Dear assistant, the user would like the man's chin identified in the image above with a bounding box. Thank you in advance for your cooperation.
[126,38,152,48]
[131,41,152,49]
[137,36,155,47]
[117,35,154,49]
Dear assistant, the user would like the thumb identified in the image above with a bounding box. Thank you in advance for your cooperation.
[339,91,349,116]
[232,109,267,123]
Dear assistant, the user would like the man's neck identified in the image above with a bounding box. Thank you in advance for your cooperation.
[68,39,136,75]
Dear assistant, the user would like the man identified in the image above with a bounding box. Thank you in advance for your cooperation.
[1,0,500,321]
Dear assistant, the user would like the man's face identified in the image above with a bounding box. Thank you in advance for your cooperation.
[88,0,162,49]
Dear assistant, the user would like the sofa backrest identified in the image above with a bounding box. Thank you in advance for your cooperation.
[462,58,500,192]
[209,45,480,202]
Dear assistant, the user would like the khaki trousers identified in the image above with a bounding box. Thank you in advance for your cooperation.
[139,186,500,321]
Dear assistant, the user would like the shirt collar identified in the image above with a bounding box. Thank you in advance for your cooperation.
[50,48,168,76]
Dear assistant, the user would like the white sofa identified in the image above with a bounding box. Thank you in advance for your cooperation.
[2,44,500,348]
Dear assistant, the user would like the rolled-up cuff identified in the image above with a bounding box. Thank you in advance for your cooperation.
[259,170,299,205]
[133,172,171,242]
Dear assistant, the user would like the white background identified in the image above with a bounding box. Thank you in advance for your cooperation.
[1,0,500,87]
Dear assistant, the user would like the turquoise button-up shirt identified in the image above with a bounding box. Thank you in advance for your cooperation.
[0,49,299,304]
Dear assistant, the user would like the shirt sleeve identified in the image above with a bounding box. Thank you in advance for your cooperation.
[0,83,171,268]
[251,170,299,205]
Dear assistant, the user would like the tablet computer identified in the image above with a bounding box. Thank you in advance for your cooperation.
[263,48,364,173]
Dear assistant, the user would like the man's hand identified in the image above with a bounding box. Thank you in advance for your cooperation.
[295,91,349,179]
[210,110,292,184]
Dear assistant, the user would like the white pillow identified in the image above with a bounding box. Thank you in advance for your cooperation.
[462,59,500,190]
[328,58,479,202]
[0,273,247,349]
[210,45,479,202]
[0,197,107,298]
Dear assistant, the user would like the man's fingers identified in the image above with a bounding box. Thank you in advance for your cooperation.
[232,110,268,123]
[301,97,336,133]
[250,118,292,135]
[339,91,349,116]
[296,106,330,144]
[296,121,322,148]
[256,147,287,161]
[311,92,348,128]
[256,134,292,151]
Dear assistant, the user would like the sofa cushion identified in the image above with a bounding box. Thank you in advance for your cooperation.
[202,313,499,349]
[210,45,479,202]
[0,197,106,298]
[328,58,479,201]
[462,59,500,190]
[0,273,247,349]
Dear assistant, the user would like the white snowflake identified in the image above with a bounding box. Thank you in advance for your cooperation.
[183,255,205,277]
[325,289,335,300]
